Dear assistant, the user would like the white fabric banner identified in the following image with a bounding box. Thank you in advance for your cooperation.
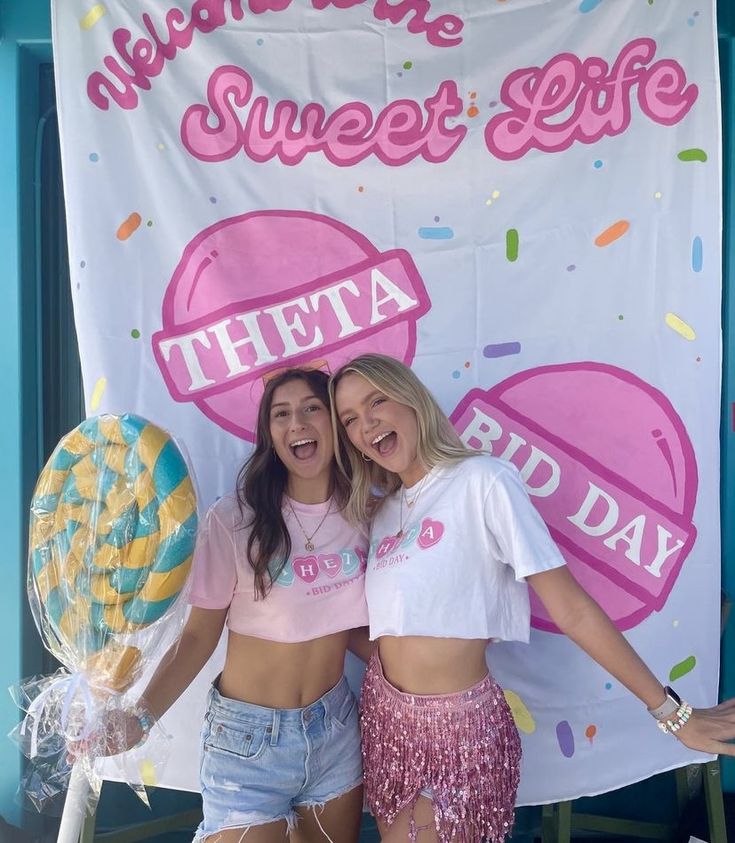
[52,0,721,804]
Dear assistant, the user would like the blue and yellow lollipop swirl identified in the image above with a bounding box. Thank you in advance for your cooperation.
[28,414,197,690]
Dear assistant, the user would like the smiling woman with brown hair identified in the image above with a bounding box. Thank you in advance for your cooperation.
[76,368,369,843]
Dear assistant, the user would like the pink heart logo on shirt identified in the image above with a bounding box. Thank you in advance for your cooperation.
[376,535,400,559]
[318,554,343,578]
[417,518,444,549]
[293,556,319,583]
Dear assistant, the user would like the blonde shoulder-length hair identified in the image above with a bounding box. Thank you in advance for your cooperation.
[328,353,479,524]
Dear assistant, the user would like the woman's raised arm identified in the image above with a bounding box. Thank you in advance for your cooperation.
[528,565,735,756]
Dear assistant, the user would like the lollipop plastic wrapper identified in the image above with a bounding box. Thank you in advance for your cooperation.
[10,414,198,814]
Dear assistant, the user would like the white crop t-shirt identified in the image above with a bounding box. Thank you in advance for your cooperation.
[366,455,566,643]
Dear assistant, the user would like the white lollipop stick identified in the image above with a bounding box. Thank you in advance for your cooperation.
[57,764,91,843]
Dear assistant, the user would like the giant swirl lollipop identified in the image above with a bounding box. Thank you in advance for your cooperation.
[15,414,197,835]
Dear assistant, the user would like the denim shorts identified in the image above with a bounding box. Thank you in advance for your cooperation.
[193,675,362,838]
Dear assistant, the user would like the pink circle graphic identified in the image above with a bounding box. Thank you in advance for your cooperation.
[153,210,430,440]
[450,363,698,632]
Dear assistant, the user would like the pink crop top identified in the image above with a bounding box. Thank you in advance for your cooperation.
[188,494,369,642]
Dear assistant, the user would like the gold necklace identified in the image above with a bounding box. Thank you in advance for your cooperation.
[395,473,430,539]
[286,498,332,551]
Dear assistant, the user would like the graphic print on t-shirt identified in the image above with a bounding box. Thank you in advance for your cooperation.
[270,545,367,594]
[371,518,445,570]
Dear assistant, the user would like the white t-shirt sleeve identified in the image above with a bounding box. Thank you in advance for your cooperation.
[483,461,566,581]
[188,503,238,609]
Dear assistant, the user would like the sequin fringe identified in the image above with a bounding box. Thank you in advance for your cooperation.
[360,651,521,843]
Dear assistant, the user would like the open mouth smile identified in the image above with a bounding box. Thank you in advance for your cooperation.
[290,438,318,460]
[371,430,397,456]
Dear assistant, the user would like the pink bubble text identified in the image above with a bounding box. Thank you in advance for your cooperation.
[86,0,464,111]
[485,37,698,161]
[180,66,465,166]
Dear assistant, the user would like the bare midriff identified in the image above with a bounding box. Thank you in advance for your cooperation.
[377,635,491,695]
[218,629,350,708]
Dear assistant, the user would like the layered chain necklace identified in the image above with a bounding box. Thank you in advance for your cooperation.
[286,498,332,551]
[395,473,430,540]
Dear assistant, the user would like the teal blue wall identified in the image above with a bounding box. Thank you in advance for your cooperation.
[718,2,735,794]
[0,0,51,823]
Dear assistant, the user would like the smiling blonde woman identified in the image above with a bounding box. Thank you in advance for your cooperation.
[329,353,735,843]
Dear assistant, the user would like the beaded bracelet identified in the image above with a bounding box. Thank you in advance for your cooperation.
[657,701,693,735]
[131,701,157,747]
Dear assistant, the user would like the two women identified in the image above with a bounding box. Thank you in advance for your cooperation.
[89,355,735,843]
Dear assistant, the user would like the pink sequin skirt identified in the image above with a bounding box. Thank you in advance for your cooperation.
[360,650,521,843]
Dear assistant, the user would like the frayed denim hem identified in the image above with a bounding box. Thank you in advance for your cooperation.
[293,775,363,813]
[291,779,363,843]
[192,810,297,842]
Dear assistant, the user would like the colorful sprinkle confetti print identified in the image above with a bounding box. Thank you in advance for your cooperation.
[504,690,536,734]
[669,655,696,682]
[116,212,142,241]
[418,226,454,240]
[678,148,707,162]
[595,220,630,247]
[579,0,605,11]
[692,236,703,272]
[506,229,519,261]
[467,91,479,118]
[556,720,575,757]
[483,342,521,358]
[80,4,106,30]
[90,377,107,411]
[139,759,157,787]
[665,312,696,340]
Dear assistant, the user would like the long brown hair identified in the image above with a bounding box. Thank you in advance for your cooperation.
[329,354,476,524]
[237,368,351,598]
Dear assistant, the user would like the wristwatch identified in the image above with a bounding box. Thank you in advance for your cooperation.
[647,686,681,720]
